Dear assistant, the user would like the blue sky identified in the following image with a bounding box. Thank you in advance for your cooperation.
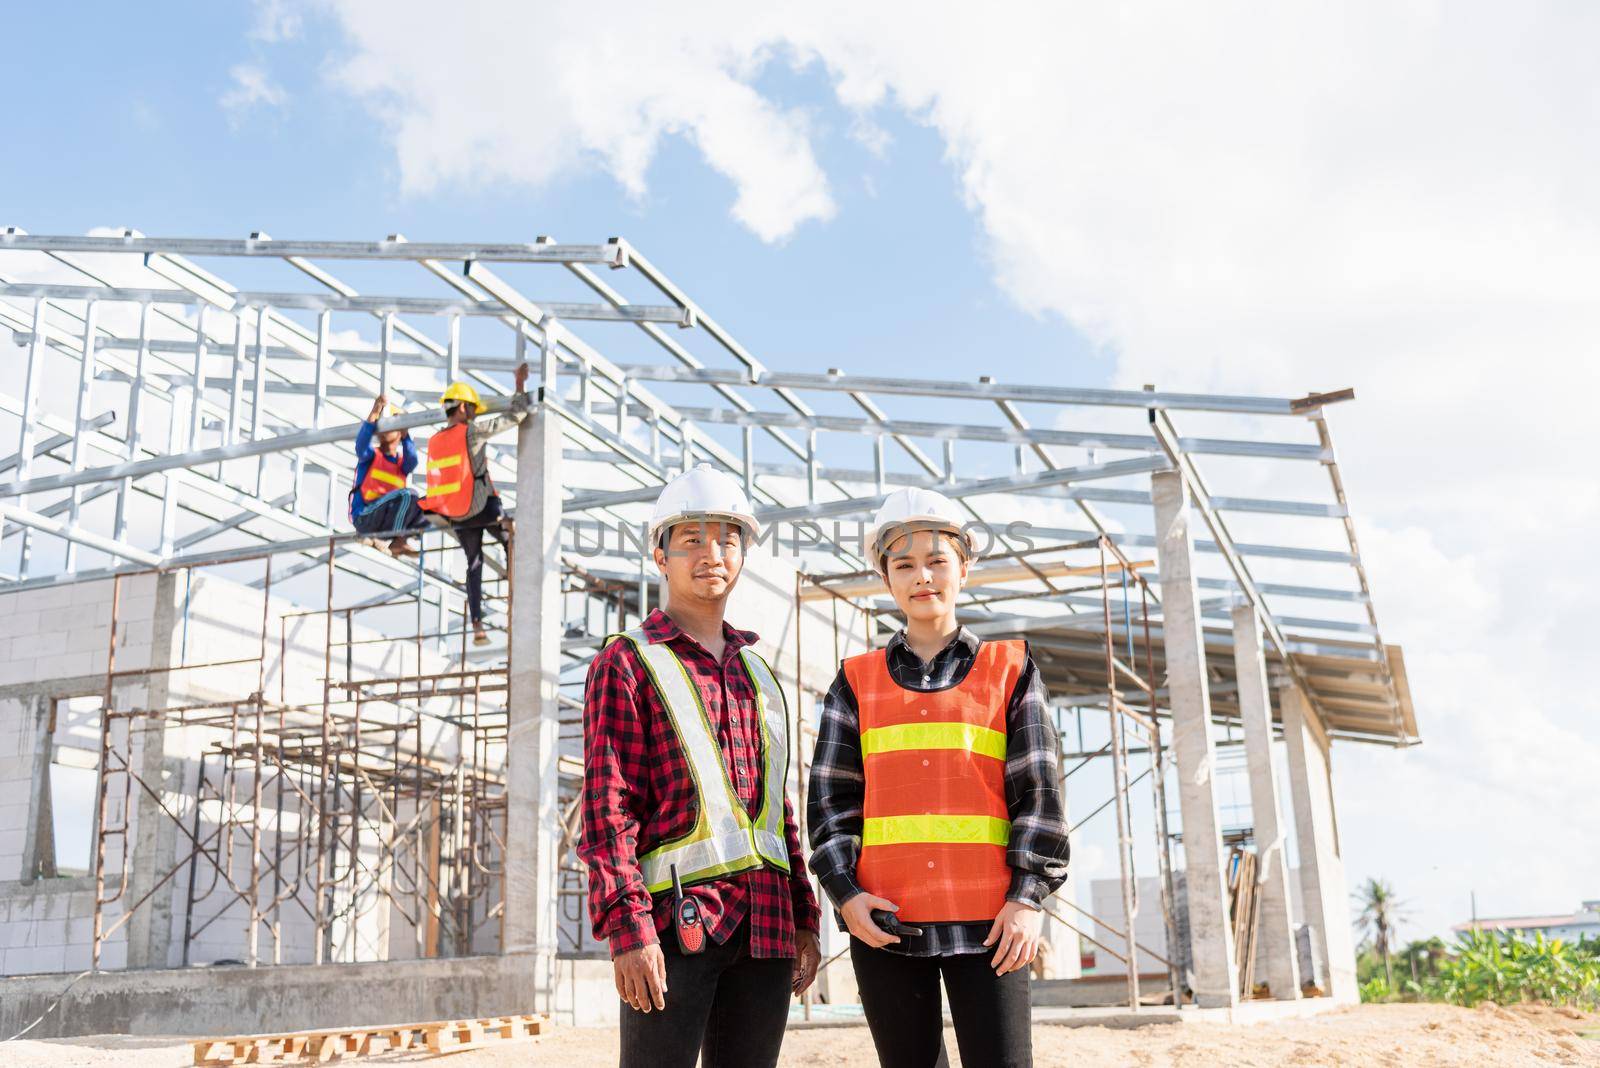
[0,2,1096,389]
[5,2,1598,947]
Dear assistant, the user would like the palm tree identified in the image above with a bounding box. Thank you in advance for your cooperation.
[1353,877,1409,990]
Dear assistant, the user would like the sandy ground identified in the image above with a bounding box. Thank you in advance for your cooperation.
[6,1002,1598,1067]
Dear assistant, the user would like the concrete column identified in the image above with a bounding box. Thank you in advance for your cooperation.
[127,573,180,969]
[1280,682,1358,1003]
[503,330,564,1010]
[1044,711,1081,981]
[1230,603,1300,1000]
[1150,470,1239,1007]
[1043,833,1083,979]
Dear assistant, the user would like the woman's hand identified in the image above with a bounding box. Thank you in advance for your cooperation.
[840,892,902,948]
[984,900,1043,976]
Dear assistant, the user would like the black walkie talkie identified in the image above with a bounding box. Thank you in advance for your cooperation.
[871,909,923,938]
[671,864,705,954]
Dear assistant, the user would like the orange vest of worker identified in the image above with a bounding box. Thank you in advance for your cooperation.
[419,424,475,518]
[356,447,409,505]
[848,639,1024,924]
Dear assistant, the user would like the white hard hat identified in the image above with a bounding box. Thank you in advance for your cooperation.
[648,464,760,551]
[867,487,972,574]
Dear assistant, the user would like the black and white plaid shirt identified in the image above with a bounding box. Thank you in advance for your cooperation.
[806,626,1069,957]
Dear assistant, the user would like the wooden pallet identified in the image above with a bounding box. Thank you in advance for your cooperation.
[192,1013,545,1065]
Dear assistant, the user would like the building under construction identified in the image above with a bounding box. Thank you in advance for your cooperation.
[0,230,1419,1039]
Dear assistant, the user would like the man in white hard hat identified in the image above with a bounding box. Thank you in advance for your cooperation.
[578,464,821,1068]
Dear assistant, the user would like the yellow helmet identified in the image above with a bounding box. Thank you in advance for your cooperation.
[440,381,482,410]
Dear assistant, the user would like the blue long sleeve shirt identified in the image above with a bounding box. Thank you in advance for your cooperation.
[350,421,418,517]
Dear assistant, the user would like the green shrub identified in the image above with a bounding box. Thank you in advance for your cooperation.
[1360,975,1392,1003]
[1433,929,1600,1010]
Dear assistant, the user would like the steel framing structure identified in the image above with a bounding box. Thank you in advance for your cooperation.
[0,227,1414,744]
[0,230,1417,1013]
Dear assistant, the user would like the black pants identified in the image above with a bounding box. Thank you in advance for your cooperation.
[618,920,793,1068]
[351,490,424,536]
[450,495,506,624]
[851,937,1033,1068]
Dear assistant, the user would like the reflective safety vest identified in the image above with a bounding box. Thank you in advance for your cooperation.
[356,448,409,505]
[419,423,475,518]
[607,628,791,894]
[848,639,1024,923]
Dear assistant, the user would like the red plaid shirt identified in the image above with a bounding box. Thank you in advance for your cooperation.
[579,609,820,959]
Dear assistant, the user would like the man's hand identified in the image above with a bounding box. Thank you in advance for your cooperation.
[840,892,902,949]
[791,930,821,995]
[514,361,531,393]
[613,943,668,1013]
[984,900,1043,976]
[368,393,389,422]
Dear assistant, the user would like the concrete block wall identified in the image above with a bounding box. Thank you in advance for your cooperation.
[0,685,136,976]
[167,573,448,721]
[0,568,469,977]
[0,575,162,686]
[1,881,127,975]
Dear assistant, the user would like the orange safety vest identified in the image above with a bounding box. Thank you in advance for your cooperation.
[355,447,409,505]
[419,423,475,518]
[848,639,1024,924]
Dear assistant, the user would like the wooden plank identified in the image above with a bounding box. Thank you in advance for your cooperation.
[195,1014,546,1065]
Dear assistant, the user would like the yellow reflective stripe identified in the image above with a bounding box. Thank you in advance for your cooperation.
[429,481,461,495]
[862,814,1010,847]
[365,469,405,487]
[428,455,461,471]
[860,721,1007,761]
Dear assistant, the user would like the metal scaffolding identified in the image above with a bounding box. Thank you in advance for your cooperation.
[85,532,518,970]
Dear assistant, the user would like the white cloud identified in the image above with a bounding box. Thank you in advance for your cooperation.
[250,0,302,42]
[319,2,833,241]
[220,63,287,123]
[270,0,1600,938]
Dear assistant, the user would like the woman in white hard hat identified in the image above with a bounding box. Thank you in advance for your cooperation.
[419,363,530,645]
[807,487,1069,1068]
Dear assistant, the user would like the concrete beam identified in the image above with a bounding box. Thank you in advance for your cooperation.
[502,335,563,1010]
[1151,470,1239,1007]
[1231,603,1300,1000]
[1280,681,1359,1003]
[0,954,596,1039]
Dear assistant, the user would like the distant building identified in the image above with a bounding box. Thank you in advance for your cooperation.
[1454,900,1600,943]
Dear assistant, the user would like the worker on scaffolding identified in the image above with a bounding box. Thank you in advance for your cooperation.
[807,487,1069,1068]
[419,362,531,646]
[350,393,424,559]
[578,465,821,1068]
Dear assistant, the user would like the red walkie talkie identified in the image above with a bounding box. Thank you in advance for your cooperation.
[671,864,704,955]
